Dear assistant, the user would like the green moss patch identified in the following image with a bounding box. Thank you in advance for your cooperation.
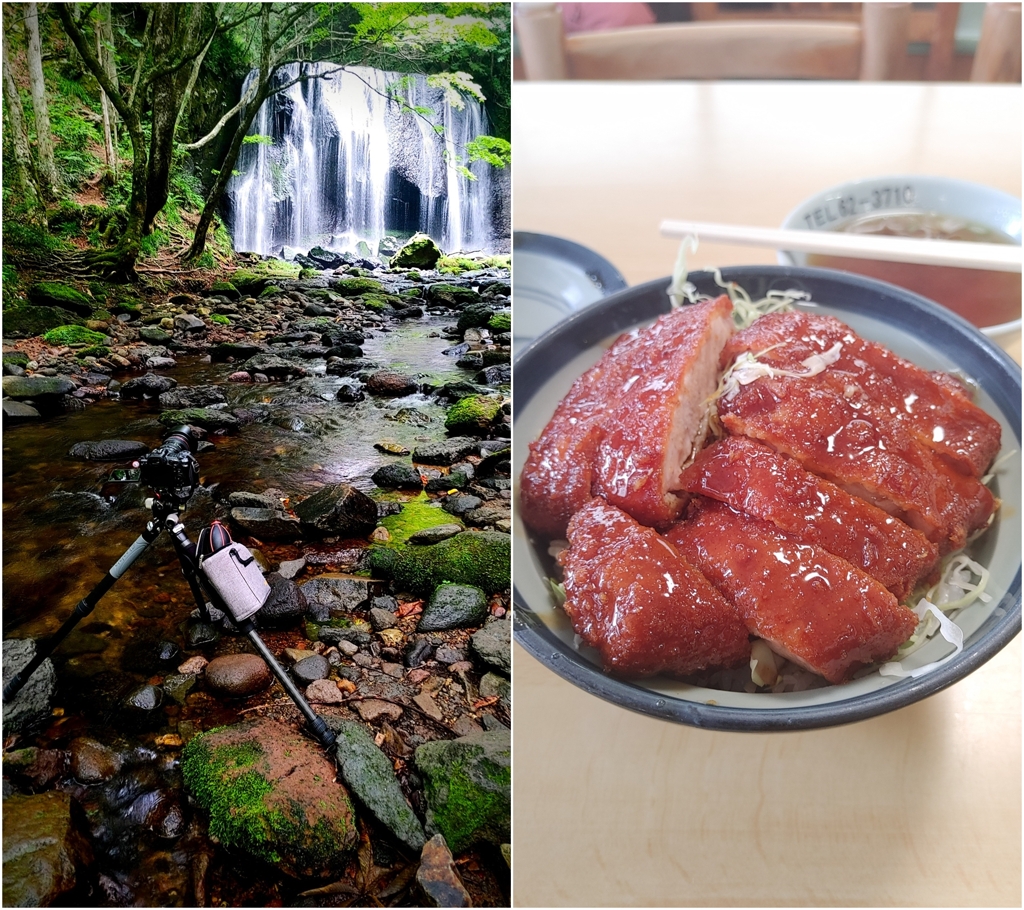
[26,281,93,316]
[487,312,511,333]
[334,276,384,295]
[445,395,502,434]
[379,492,462,547]
[367,530,509,595]
[42,325,108,347]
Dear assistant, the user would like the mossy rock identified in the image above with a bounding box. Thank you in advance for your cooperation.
[78,345,110,359]
[2,351,30,367]
[379,493,462,547]
[259,284,283,298]
[26,281,93,316]
[360,293,389,312]
[158,408,239,432]
[414,729,510,854]
[436,256,480,275]
[430,284,480,309]
[210,280,240,300]
[487,312,511,333]
[210,314,231,325]
[2,305,84,338]
[299,268,320,280]
[334,277,384,295]
[456,302,495,332]
[390,233,442,270]
[181,719,358,878]
[42,325,108,347]
[445,395,502,434]
[367,530,509,595]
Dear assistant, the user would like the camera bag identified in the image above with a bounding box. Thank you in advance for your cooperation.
[197,521,270,623]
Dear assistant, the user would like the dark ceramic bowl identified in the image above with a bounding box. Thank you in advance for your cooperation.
[512,266,1022,731]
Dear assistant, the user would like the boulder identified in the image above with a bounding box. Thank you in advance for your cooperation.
[331,719,426,852]
[158,385,226,410]
[119,373,177,399]
[258,572,308,625]
[1,374,76,400]
[229,507,303,541]
[418,584,488,632]
[158,408,238,432]
[27,281,93,316]
[181,719,357,878]
[390,233,442,270]
[67,439,148,461]
[371,463,424,490]
[412,437,479,466]
[299,574,378,613]
[365,370,419,397]
[471,619,511,674]
[2,791,92,907]
[444,395,502,435]
[414,729,510,853]
[367,530,509,596]
[293,483,378,538]
[2,639,57,735]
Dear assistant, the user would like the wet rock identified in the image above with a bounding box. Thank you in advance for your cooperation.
[177,655,208,675]
[366,370,419,397]
[277,557,306,580]
[326,343,363,359]
[161,673,197,706]
[293,483,378,538]
[204,653,272,697]
[369,606,398,631]
[354,699,403,722]
[412,437,479,466]
[456,302,496,332]
[305,678,345,704]
[119,373,177,398]
[465,503,510,528]
[242,352,307,378]
[158,407,239,432]
[435,647,467,665]
[174,314,206,334]
[414,729,511,853]
[292,654,330,684]
[185,621,220,648]
[3,400,41,420]
[404,638,435,668]
[124,684,164,712]
[229,507,302,541]
[335,381,364,402]
[2,374,77,400]
[480,670,510,706]
[428,284,480,309]
[158,385,226,410]
[418,584,488,632]
[319,327,365,347]
[452,715,484,737]
[2,791,92,908]
[444,395,502,435]
[139,326,173,344]
[416,834,471,907]
[181,718,357,878]
[442,494,483,517]
[413,691,444,721]
[2,638,57,735]
[372,463,424,490]
[68,439,148,461]
[330,719,426,852]
[70,737,123,784]
[300,573,377,612]
[368,530,510,596]
[211,341,264,361]
[471,619,511,674]
[406,523,464,544]
[258,572,308,626]
[475,363,511,386]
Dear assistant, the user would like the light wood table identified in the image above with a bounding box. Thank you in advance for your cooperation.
[512,81,1021,908]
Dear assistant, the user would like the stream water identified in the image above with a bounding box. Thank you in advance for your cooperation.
[2,314,485,905]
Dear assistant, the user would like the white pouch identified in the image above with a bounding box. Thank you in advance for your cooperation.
[201,543,270,623]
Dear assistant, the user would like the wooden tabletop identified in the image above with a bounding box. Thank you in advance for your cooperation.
[511,81,1021,908]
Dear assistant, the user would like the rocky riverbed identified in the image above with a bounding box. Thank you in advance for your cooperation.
[1,236,511,907]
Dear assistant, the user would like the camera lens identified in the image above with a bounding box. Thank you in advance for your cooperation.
[156,425,198,457]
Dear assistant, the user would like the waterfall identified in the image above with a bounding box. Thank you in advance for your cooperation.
[225,64,496,258]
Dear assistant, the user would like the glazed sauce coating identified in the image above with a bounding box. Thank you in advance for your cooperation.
[680,437,939,600]
[559,498,751,677]
[717,373,996,553]
[669,500,920,684]
[722,312,1001,477]
[520,296,734,536]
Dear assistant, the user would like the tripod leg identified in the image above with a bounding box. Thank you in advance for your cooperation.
[3,527,160,704]
[164,517,337,753]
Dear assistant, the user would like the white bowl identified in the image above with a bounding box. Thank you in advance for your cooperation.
[778,175,1022,342]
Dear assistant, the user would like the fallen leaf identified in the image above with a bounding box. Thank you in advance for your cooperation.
[473,696,500,710]
[397,599,423,617]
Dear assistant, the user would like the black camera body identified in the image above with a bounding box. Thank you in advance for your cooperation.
[138,426,200,505]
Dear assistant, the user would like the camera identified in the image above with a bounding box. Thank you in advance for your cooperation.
[137,425,200,504]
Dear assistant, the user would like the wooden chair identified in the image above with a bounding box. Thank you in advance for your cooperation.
[515,2,911,80]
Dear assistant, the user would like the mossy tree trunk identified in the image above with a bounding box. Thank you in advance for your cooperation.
[24,3,60,198]
[1,17,46,220]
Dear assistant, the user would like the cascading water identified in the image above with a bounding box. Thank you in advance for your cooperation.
[225,64,496,258]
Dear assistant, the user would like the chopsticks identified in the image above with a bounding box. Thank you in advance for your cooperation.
[659,219,1023,273]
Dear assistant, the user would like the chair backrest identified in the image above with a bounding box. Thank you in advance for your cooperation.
[971,3,1022,81]
[515,2,911,81]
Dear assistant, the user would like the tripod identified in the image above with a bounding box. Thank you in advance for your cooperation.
[3,494,337,753]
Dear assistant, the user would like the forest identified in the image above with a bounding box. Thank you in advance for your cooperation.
[3,3,512,907]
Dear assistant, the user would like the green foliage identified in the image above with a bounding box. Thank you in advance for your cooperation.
[242,134,274,146]
[48,93,104,186]
[465,135,510,169]
[42,325,107,346]
[139,229,169,258]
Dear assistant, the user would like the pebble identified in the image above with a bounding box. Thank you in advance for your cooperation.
[305,678,346,704]
[413,692,444,721]
[292,654,330,683]
[354,698,403,722]
[177,655,208,675]
[70,737,123,783]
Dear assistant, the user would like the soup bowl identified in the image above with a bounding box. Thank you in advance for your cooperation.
[778,175,1022,342]
[513,266,1021,731]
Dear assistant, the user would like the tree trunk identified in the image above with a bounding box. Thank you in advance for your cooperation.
[24,2,60,196]
[96,4,118,180]
[2,23,46,218]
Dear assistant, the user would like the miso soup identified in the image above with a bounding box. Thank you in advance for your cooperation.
[806,212,1021,329]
